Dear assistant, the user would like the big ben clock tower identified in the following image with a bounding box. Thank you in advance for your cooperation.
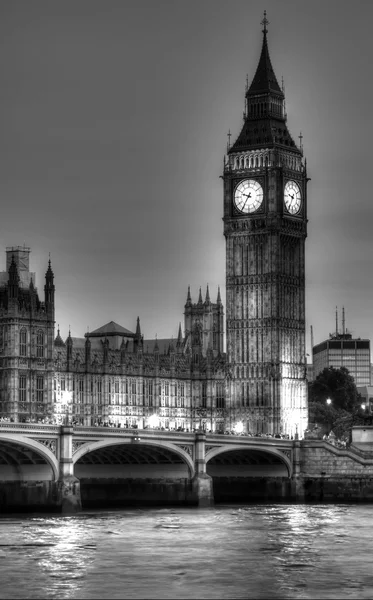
[223,13,308,437]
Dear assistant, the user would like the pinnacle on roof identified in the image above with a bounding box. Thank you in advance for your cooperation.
[185,286,192,306]
[66,328,73,346]
[198,287,203,304]
[217,286,222,305]
[8,255,19,284]
[54,325,65,347]
[135,316,141,339]
[176,322,183,346]
[45,258,54,279]
[204,284,210,304]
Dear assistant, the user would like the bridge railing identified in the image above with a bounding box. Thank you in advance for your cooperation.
[0,422,60,433]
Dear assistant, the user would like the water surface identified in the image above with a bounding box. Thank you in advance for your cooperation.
[1,504,373,599]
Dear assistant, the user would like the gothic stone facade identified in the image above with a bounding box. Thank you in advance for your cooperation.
[223,21,308,436]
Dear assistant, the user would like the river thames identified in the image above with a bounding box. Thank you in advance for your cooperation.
[1,504,373,599]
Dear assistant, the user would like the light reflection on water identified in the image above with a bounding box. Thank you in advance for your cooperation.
[1,505,373,599]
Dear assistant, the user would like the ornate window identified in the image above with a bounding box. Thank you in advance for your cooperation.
[216,382,225,409]
[36,376,44,403]
[78,380,84,403]
[36,330,45,358]
[201,382,207,408]
[19,375,27,403]
[20,328,27,356]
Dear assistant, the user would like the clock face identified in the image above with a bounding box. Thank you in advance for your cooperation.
[284,180,301,214]
[234,179,263,214]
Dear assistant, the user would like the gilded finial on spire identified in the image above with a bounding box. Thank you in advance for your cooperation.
[261,10,269,34]
[227,129,231,153]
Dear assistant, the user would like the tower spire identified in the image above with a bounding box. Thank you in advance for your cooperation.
[261,9,269,34]
[205,284,210,304]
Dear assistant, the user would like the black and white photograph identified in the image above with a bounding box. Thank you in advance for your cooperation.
[0,1,373,598]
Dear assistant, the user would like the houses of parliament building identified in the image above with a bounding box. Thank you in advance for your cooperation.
[0,15,309,437]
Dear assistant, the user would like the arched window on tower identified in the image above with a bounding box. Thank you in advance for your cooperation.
[36,330,44,358]
[20,328,27,357]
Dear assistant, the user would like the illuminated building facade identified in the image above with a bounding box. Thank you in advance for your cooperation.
[223,13,308,436]
[0,246,55,423]
[0,15,308,436]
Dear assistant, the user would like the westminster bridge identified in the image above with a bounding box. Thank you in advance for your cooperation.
[2,423,373,511]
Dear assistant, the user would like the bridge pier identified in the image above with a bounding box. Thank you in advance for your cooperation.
[58,426,81,513]
[291,436,305,502]
[191,431,214,507]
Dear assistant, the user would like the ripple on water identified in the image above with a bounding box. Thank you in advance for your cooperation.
[1,505,373,599]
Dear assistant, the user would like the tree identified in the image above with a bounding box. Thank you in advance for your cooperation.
[309,366,362,412]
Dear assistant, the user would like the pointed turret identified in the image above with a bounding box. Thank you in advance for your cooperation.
[135,316,141,339]
[198,287,203,305]
[66,328,73,370]
[217,286,222,305]
[185,286,192,307]
[29,276,37,312]
[154,335,159,363]
[8,255,19,300]
[54,325,65,347]
[204,284,210,305]
[176,322,183,350]
[134,316,143,353]
[85,334,91,371]
[44,258,55,312]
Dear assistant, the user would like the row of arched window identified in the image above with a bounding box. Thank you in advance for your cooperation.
[19,328,45,358]
[230,151,302,172]
[231,153,269,170]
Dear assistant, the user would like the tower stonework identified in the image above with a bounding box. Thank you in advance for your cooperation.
[0,247,55,423]
[223,16,308,437]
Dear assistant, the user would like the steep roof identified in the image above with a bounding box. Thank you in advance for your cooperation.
[87,321,135,338]
[229,14,301,157]
[248,30,283,96]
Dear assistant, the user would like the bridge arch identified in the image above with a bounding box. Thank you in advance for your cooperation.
[73,438,195,478]
[0,433,59,481]
[206,444,292,478]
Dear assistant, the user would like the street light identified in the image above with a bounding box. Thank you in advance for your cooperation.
[148,413,159,429]
[326,398,332,405]
[234,421,244,435]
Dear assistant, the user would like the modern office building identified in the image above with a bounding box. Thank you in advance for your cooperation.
[313,333,371,387]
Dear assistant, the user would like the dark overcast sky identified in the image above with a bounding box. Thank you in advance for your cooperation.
[0,0,372,359]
